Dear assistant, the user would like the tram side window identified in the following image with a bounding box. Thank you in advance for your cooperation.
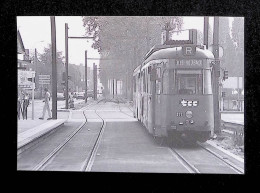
[133,77,136,92]
[176,70,202,95]
[162,69,175,94]
[156,67,161,94]
[143,72,146,93]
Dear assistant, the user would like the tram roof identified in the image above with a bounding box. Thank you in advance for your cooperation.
[144,45,214,63]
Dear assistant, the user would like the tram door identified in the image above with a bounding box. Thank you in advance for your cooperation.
[149,66,161,135]
[148,69,156,134]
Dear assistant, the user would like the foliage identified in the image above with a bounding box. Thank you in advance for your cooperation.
[36,44,65,92]
[82,16,183,98]
[231,18,244,77]
[218,17,244,77]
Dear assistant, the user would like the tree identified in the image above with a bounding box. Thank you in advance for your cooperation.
[68,64,82,91]
[82,16,183,98]
[37,44,65,92]
[231,17,244,77]
[218,17,237,76]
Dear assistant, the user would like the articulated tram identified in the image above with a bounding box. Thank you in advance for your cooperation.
[133,29,215,143]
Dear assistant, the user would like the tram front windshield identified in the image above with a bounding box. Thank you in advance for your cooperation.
[162,69,212,95]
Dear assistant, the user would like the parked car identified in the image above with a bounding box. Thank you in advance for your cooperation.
[76,92,85,99]
[87,90,94,98]
[57,92,65,100]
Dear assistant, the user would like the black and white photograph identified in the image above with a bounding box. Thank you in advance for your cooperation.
[17,16,244,174]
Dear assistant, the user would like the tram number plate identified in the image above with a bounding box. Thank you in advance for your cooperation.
[170,125,177,130]
[175,59,203,67]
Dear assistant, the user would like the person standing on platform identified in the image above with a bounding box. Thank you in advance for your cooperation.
[22,92,30,120]
[69,92,74,108]
[17,90,23,120]
[39,88,52,120]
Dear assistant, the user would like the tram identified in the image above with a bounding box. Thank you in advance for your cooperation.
[133,29,215,143]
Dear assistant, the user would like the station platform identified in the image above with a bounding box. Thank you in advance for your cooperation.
[17,99,91,154]
[18,119,66,150]
[220,112,244,125]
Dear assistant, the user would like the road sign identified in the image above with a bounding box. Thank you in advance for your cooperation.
[39,79,51,84]
[39,74,51,85]
[18,70,35,89]
[39,75,51,80]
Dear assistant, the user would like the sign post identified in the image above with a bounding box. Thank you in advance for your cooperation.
[32,82,35,120]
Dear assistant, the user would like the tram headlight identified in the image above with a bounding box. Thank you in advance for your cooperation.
[185,111,193,118]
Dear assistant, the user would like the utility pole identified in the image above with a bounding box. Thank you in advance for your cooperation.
[65,23,69,109]
[93,63,97,100]
[212,16,221,134]
[85,50,88,103]
[204,16,209,49]
[112,78,115,99]
[115,79,117,96]
[51,16,57,119]
[34,48,38,90]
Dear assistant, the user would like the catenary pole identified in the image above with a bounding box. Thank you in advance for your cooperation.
[65,23,69,109]
[204,16,209,49]
[213,16,221,134]
[51,16,57,119]
[85,50,88,103]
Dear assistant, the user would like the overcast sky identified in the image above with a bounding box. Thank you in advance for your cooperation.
[17,16,232,68]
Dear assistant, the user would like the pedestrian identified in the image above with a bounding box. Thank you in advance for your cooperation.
[69,92,74,108]
[17,91,23,120]
[39,88,52,120]
[22,92,30,120]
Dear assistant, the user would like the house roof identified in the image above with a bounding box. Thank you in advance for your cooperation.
[17,30,25,54]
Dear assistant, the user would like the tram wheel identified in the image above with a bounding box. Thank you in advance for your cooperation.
[154,136,165,146]
[166,131,179,147]
[197,132,210,143]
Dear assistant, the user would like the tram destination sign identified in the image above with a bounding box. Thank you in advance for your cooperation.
[175,59,203,67]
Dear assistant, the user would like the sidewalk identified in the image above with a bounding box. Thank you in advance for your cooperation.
[220,112,244,125]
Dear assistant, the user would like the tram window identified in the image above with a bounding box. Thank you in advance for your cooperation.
[162,69,175,94]
[204,69,212,94]
[133,77,136,92]
[143,72,146,93]
[176,70,202,95]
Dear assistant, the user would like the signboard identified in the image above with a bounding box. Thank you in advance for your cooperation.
[39,75,51,79]
[18,70,35,89]
[39,79,51,84]
[182,46,196,56]
[39,74,51,85]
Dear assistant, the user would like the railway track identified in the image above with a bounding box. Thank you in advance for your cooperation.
[82,107,106,171]
[32,110,88,170]
[28,101,106,171]
[168,141,244,174]
[169,147,200,173]
[197,142,244,174]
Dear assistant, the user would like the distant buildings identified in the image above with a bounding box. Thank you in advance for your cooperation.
[17,30,31,70]
[221,77,244,111]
